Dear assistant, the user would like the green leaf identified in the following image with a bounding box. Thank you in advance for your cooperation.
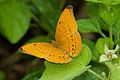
[33,0,64,36]
[0,0,31,44]
[82,38,95,59]
[114,23,120,44]
[96,38,114,54]
[39,44,92,80]
[0,71,5,80]
[87,2,100,19]
[0,0,5,2]
[92,49,101,62]
[82,39,100,62]
[86,0,103,4]
[49,0,65,11]
[86,0,120,5]
[22,62,45,80]
[74,63,109,80]
[113,21,120,44]
[112,5,120,44]
[22,69,43,80]
[73,44,92,66]
[105,62,120,80]
[86,2,109,31]
[26,36,51,44]
[100,6,116,26]
[100,4,120,27]
[77,19,102,33]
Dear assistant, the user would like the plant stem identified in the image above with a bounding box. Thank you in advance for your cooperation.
[88,69,103,80]
[115,25,120,44]
[109,26,113,42]
[104,61,115,71]
[100,32,107,38]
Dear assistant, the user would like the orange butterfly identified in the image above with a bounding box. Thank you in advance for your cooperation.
[19,5,82,64]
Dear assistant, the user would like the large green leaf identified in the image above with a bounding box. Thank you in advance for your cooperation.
[22,70,43,80]
[83,39,100,62]
[74,63,109,80]
[86,2,109,31]
[87,2,100,19]
[33,0,65,36]
[100,4,120,26]
[39,44,92,80]
[77,19,102,33]
[112,5,120,44]
[100,6,115,26]
[105,62,120,80]
[96,38,114,55]
[114,20,120,44]
[22,61,45,80]
[0,0,31,44]
[49,0,65,11]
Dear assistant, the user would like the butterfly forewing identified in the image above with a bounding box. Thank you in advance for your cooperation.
[19,43,72,63]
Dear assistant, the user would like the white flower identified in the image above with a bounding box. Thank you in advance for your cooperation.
[99,44,119,62]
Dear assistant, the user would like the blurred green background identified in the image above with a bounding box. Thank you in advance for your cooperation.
[0,0,87,80]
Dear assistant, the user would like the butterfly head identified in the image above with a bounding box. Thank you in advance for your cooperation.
[19,47,26,53]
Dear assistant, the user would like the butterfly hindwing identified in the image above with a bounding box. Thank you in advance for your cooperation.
[55,5,82,57]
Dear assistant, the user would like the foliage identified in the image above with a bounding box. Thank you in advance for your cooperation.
[0,71,5,80]
[0,0,30,43]
[40,44,91,80]
[0,0,120,80]
[77,0,120,80]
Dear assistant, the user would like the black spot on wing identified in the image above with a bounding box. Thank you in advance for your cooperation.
[33,44,36,45]
[49,54,51,56]
[59,21,62,24]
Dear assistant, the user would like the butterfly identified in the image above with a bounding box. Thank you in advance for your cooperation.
[19,5,82,64]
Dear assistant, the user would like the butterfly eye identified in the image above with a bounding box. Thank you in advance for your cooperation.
[19,47,24,52]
